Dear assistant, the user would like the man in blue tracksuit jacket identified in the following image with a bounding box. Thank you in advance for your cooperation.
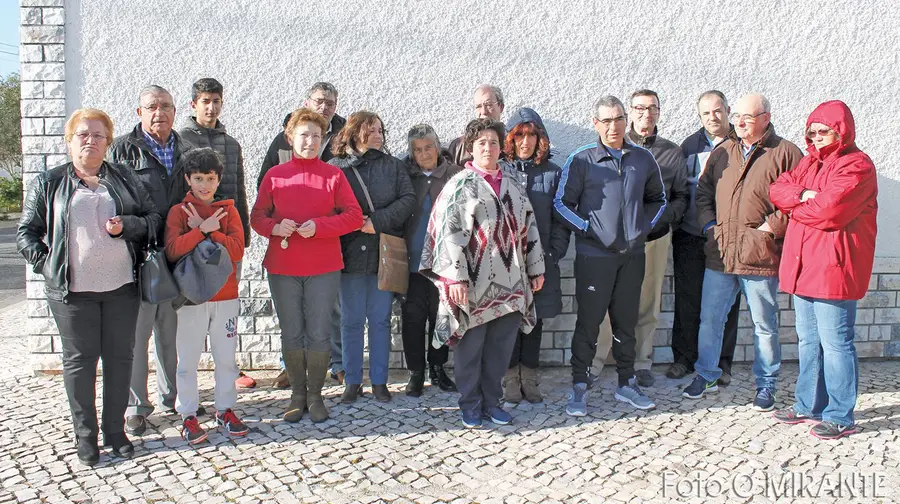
[553,95,667,414]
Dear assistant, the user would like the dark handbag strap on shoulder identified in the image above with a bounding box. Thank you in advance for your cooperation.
[350,166,376,214]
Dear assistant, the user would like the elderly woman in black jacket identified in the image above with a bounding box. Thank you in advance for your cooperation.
[501,108,570,405]
[17,108,160,466]
[328,111,416,403]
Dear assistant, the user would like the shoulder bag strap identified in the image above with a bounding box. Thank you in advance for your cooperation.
[350,166,376,214]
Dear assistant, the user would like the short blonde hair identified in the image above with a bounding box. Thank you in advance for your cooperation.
[64,108,114,144]
[284,107,329,144]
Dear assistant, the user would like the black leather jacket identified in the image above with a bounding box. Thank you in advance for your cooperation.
[17,162,162,301]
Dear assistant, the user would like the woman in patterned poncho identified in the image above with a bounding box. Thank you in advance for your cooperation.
[419,118,545,429]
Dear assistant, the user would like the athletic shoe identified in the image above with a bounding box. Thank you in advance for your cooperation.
[180,416,208,445]
[482,407,512,425]
[752,388,776,412]
[215,409,250,436]
[461,409,482,429]
[810,421,857,440]
[566,382,589,417]
[772,406,819,425]
[614,378,656,410]
[682,375,718,399]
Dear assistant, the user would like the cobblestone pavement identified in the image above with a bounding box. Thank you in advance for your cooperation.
[1,301,899,504]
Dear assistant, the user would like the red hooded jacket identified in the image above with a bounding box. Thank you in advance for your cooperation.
[769,100,878,300]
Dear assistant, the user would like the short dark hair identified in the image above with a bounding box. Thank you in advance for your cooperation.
[191,78,224,101]
[697,90,728,108]
[182,147,224,178]
[630,89,660,107]
[463,118,505,154]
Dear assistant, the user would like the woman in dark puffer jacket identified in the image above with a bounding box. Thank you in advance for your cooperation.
[500,108,570,405]
[328,111,416,404]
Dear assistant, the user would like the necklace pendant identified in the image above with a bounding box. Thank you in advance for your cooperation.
[280,237,289,249]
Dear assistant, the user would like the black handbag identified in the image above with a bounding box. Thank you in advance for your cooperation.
[140,225,180,304]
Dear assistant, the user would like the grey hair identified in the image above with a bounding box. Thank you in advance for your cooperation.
[592,95,626,118]
[138,85,172,103]
[696,90,728,109]
[474,83,504,106]
[406,123,441,154]
[306,82,339,99]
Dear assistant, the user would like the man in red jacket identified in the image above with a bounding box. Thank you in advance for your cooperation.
[165,148,249,445]
[769,100,877,440]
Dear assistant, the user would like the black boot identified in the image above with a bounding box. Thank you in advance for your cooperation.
[429,364,458,392]
[405,371,426,397]
[102,432,134,459]
[75,435,100,467]
[341,384,363,404]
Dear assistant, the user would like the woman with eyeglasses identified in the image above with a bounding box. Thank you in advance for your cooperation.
[769,100,877,440]
[17,108,161,466]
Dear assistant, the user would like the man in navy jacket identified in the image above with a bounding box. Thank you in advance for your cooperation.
[554,95,666,415]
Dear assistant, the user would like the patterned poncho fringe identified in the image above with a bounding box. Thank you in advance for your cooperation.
[419,166,545,347]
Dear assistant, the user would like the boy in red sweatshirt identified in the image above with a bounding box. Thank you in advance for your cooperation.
[165,147,247,445]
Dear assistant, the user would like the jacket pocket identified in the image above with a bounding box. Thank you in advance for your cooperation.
[703,224,722,260]
[738,227,778,268]
[829,231,843,266]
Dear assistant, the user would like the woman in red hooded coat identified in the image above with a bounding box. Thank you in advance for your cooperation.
[769,100,877,440]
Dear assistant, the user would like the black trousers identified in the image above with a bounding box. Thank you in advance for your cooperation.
[571,252,645,385]
[453,313,521,412]
[672,230,741,374]
[509,319,542,369]
[48,283,141,438]
[401,273,449,371]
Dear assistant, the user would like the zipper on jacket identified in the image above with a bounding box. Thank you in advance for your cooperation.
[60,178,78,300]
[613,152,627,254]
[730,145,757,271]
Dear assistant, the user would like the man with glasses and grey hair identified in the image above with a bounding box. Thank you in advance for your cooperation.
[401,124,462,397]
[446,84,505,166]
[257,82,347,388]
[553,95,667,415]
[108,84,193,436]
[683,93,802,412]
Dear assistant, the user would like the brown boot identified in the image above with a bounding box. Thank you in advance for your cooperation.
[306,351,331,423]
[502,365,523,404]
[272,369,291,389]
[282,349,307,423]
[520,365,543,403]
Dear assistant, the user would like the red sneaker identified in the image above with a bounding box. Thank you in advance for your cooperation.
[235,372,257,389]
[180,416,208,446]
[216,409,250,437]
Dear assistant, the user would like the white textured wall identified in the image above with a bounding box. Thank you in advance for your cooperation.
[68,0,900,255]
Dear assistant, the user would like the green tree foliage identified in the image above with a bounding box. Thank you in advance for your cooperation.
[0,73,21,179]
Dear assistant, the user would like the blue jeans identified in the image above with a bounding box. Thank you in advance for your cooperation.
[793,295,858,427]
[695,269,781,389]
[340,274,394,385]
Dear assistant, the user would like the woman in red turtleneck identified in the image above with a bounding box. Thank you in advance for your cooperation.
[251,108,362,424]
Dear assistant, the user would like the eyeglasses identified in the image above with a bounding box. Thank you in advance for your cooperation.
[475,100,498,111]
[729,112,767,124]
[807,127,835,139]
[74,132,107,143]
[141,104,175,113]
[309,97,337,109]
[631,105,659,115]
[595,115,626,126]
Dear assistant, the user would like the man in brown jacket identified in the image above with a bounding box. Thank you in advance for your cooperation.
[681,93,802,412]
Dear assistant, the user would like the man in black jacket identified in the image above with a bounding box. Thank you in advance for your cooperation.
[592,90,690,387]
[553,95,666,415]
[256,82,347,387]
[108,85,191,435]
[257,82,346,186]
[445,84,505,166]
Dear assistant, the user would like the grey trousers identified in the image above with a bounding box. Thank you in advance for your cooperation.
[127,300,178,417]
[453,313,522,412]
[269,271,341,353]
